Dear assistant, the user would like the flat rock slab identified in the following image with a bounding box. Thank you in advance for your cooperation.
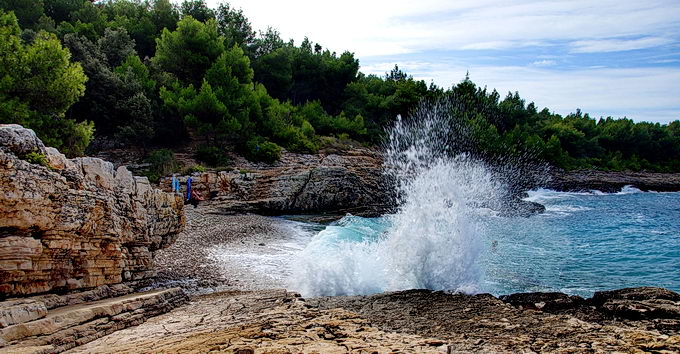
[72,288,680,353]
[0,288,187,353]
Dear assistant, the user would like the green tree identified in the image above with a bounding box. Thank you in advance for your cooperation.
[179,0,214,22]
[0,0,46,29]
[44,0,84,24]
[215,3,255,50]
[153,16,224,85]
[0,11,90,156]
[151,0,179,32]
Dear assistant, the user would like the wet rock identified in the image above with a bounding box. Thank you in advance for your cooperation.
[498,199,546,217]
[591,287,680,320]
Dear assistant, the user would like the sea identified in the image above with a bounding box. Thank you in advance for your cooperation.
[213,101,680,298]
[286,188,680,298]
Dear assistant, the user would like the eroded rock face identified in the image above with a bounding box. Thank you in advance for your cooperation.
[0,125,185,297]
[161,151,394,216]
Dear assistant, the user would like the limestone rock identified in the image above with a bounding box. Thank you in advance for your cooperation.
[73,288,680,353]
[0,287,188,353]
[160,151,393,216]
[0,124,45,157]
[0,124,185,297]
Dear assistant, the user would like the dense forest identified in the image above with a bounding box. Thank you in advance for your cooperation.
[1,0,679,175]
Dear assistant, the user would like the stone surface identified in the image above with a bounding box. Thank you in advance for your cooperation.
[70,290,450,353]
[549,169,680,192]
[0,287,188,353]
[159,150,393,217]
[0,124,46,157]
[72,287,680,353]
[0,125,185,297]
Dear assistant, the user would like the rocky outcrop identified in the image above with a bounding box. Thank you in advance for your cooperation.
[160,150,546,218]
[548,169,680,192]
[161,151,393,216]
[72,287,680,353]
[0,124,185,297]
[0,287,188,353]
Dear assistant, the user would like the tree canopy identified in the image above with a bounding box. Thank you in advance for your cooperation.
[0,1,677,171]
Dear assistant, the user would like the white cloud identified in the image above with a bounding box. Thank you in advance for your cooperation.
[202,0,680,57]
[203,0,680,56]
[571,37,673,53]
[531,60,556,67]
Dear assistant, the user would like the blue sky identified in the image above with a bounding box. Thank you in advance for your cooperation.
[203,0,680,123]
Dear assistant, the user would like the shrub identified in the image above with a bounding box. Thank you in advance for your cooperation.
[195,145,230,167]
[23,151,49,167]
[145,149,177,183]
[184,164,206,174]
[246,137,281,163]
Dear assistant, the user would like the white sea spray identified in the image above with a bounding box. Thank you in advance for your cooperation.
[290,101,504,296]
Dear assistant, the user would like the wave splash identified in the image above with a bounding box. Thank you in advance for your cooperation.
[290,102,505,297]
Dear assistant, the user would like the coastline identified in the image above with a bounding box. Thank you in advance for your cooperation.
[113,205,678,353]
[2,125,678,352]
[548,169,680,193]
[153,207,313,294]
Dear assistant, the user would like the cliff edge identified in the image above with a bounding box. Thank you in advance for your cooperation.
[0,124,185,297]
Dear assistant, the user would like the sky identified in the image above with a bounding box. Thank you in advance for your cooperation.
[202,0,680,123]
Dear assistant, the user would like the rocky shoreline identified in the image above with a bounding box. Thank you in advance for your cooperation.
[548,169,680,193]
[70,286,680,353]
[2,124,679,352]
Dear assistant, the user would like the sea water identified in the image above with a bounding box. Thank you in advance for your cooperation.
[482,187,680,297]
[289,189,680,298]
[288,101,680,298]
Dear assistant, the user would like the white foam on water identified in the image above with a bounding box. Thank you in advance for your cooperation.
[617,185,643,195]
[209,219,317,288]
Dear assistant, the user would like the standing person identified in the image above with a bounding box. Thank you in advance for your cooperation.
[171,175,180,194]
[186,176,192,203]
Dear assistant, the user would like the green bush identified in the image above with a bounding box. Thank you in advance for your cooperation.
[145,149,177,183]
[23,151,49,167]
[195,145,230,167]
[246,137,281,163]
[184,164,206,174]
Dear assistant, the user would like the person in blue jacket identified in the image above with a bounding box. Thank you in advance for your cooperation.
[186,176,192,202]
[184,177,204,208]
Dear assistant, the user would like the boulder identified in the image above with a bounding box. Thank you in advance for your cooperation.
[0,124,46,157]
[0,124,185,297]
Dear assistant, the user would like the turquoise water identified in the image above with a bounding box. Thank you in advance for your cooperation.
[291,187,680,297]
[289,103,680,297]
[484,187,680,296]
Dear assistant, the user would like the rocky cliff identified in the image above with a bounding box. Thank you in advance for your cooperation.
[160,151,393,216]
[0,125,185,297]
